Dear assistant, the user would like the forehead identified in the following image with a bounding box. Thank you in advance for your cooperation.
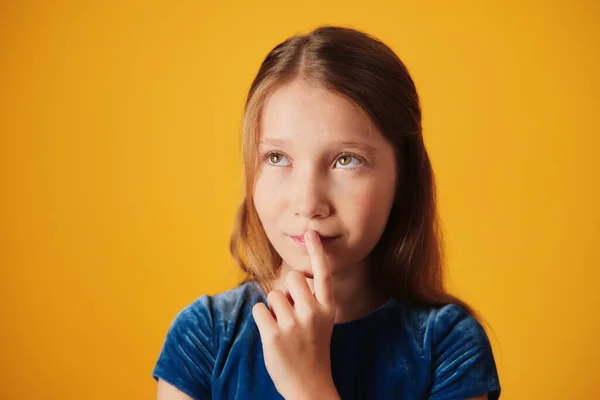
[259,80,377,143]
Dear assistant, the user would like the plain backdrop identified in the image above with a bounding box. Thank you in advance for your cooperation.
[1,1,598,399]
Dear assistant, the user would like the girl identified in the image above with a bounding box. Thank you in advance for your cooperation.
[152,25,501,400]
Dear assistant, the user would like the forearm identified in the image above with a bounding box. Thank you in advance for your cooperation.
[316,385,341,400]
[290,381,341,400]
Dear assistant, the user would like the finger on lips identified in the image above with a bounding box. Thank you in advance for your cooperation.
[305,230,335,311]
[254,228,334,335]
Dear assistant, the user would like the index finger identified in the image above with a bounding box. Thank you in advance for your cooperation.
[304,230,335,311]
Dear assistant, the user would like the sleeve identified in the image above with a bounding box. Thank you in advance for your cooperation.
[428,304,501,400]
[152,295,216,400]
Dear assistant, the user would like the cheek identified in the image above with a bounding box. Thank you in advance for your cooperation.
[345,179,394,232]
[253,172,284,220]
[355,193,382,226]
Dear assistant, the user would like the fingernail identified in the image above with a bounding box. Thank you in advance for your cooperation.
[304,231,313,242]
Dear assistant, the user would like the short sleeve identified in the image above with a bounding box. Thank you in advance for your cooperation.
[152,295,216,400]
[428,304,501,400]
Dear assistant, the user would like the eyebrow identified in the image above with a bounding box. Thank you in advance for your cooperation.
[258,138,378,155]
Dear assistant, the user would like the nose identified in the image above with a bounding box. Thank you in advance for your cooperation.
[291,168,331,219]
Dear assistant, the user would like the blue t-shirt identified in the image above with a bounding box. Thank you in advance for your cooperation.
[152,280,501,399]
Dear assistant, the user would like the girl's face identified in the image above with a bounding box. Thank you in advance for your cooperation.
[253,79,397,279]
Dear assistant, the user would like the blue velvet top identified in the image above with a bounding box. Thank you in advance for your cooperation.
[152,280,501,399]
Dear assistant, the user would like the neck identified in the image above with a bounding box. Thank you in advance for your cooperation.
[271,259,390,324]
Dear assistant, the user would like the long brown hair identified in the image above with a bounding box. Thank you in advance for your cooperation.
[229,25,480,320]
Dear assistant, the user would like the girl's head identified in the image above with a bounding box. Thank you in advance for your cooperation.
[253,77,398,284]
[231,25,468,310]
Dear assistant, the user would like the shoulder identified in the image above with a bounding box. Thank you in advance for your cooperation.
[210,280,265,321]
[152,281,264,398]
[170,280,263,339]
[423,303,501,400]
[398,303,489,348]
[429,303,488,345]
[391,303,500,399]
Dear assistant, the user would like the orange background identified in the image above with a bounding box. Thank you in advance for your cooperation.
[1,1,598,399]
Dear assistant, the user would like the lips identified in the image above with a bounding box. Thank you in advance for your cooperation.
[289,234,339,248]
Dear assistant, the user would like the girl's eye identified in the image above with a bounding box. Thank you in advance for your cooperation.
[335,153,363,169]
[264,152,291,166]
[263,151,364,169]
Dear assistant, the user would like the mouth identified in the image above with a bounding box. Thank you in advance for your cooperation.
[288,234,340,248]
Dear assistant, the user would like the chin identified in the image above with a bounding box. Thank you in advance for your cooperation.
[279,257,314,279]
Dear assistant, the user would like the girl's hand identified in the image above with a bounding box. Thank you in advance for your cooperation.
[252,230,340,400]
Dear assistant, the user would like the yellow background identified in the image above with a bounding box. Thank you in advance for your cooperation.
[1,1,598,399]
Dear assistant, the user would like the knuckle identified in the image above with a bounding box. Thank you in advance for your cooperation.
[301,307,319,323]
[266,330,281,344]
[281,319,298,331]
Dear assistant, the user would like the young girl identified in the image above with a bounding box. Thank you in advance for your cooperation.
[152,25,501,400]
